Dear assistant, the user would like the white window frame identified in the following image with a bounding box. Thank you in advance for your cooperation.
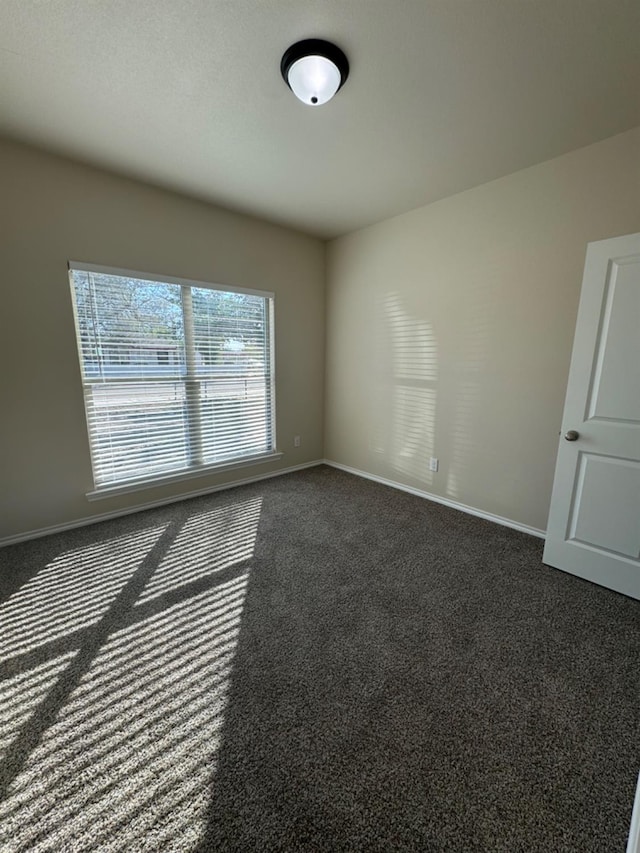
[68,262,280,499]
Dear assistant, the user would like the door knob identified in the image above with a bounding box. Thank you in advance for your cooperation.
[564,430,579,441]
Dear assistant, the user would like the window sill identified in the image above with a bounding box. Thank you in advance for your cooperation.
[86,451,284,501]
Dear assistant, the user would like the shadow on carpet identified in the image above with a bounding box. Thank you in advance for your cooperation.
[0,466,638,851]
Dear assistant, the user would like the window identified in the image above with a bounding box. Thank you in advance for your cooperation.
[69,263,276,493]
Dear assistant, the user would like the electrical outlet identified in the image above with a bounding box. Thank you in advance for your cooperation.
[294,435,301,447]
[429,457,439,472]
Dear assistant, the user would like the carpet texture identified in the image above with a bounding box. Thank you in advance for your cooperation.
[0,465,638,852]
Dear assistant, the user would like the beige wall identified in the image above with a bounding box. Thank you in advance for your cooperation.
[2,129,639,542]
[325,128,640,532]
[0,139,325,540]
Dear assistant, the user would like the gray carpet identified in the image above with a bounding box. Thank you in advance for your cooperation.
[0,465,638,852]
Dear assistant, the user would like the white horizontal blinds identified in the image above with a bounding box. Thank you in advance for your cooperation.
[71,270,188,485]
[190,285,272,464]
[69,267,274,488]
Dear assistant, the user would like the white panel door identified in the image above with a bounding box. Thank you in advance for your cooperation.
[543,233,640,600]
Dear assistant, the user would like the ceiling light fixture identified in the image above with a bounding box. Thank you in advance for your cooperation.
[281,39,349,106]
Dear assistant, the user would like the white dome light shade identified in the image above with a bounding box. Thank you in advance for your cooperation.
[287,55,341,106]
[281,39,349,107]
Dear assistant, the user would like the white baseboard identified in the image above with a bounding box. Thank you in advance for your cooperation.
[1,458,545,547]
[0,460,325,548]
[628,773,640,853]
[323,459,546,539]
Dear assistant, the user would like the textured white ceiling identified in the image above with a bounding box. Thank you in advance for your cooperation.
[1,1,638,238]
